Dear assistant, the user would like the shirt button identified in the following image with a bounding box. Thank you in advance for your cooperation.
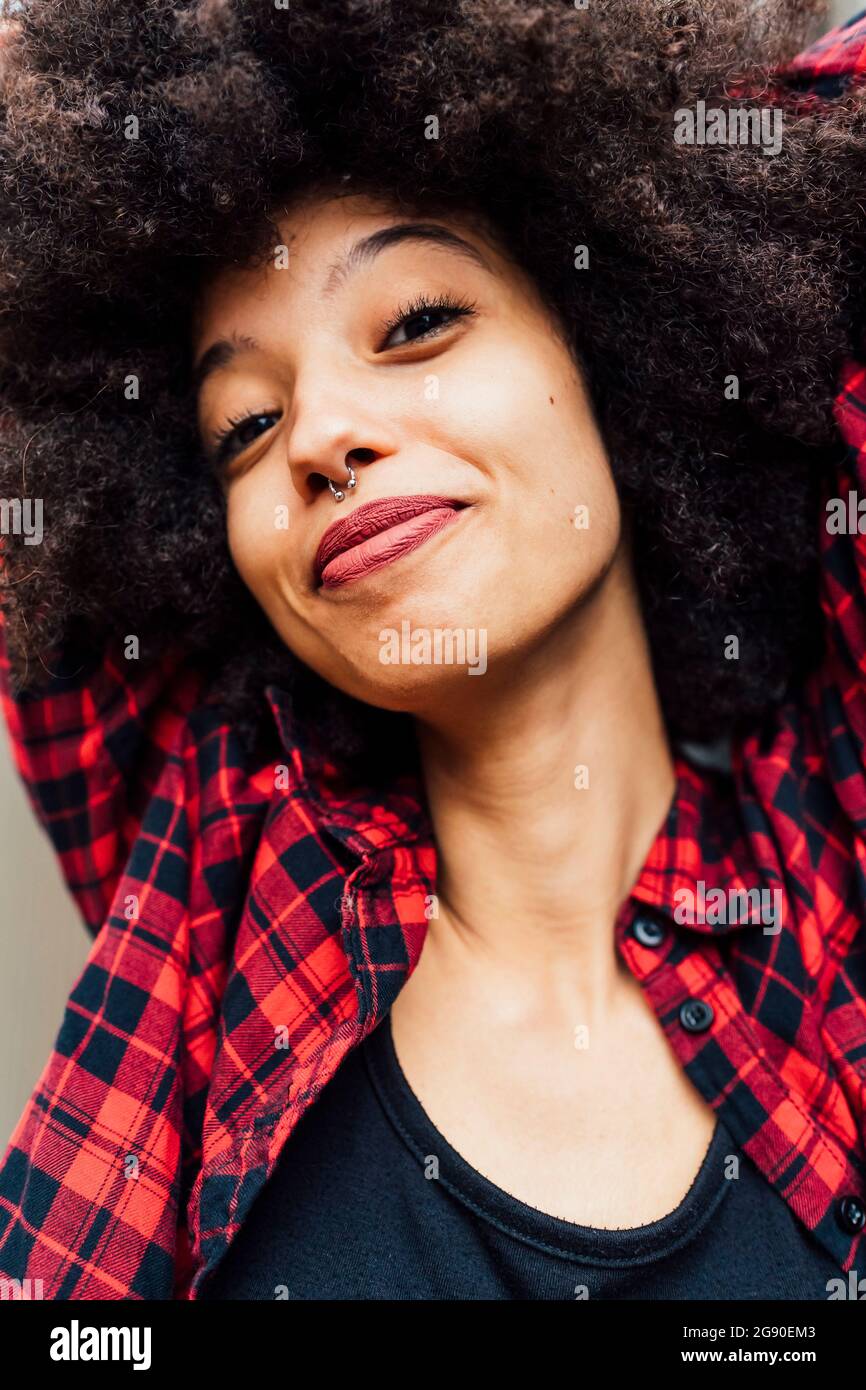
[679,998,714,1033]
[836,1195,866,1234]
[631,914,667,948]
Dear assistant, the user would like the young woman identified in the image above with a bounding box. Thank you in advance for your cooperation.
[0,0,865,1301]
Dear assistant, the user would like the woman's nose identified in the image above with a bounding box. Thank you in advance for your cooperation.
[285,396,399,503]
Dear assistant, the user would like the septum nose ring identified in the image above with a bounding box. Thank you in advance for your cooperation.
[328,461,358,503]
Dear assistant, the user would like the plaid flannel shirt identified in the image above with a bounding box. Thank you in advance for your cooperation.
[3,12,866,1302]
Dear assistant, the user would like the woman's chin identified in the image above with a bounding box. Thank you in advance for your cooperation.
[337,634,494,714]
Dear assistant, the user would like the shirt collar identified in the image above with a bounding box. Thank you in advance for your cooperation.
[264,682,770,934]
[264,680,435,860]
[630,749,777,933]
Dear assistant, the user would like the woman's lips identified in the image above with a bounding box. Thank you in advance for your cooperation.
[319,501,465,588]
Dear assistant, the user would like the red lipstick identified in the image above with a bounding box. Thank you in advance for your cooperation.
[315,494,467,589]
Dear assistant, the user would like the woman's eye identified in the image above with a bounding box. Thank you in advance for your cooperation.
[386,308,453,347]
[380,296,476,350]
[212,411,280,467]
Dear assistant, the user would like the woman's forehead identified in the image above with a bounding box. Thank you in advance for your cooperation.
[191,192,507,340]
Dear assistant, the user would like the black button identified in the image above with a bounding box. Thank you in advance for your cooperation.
[631,914,667,948]
[837,1195,866,1235]
[679,998,714,1033]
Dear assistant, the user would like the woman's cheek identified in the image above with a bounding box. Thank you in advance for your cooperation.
[225,476,289,604]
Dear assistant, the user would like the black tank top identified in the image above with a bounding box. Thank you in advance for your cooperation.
[202,1009,843,1300]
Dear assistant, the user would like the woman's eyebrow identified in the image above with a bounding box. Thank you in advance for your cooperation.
[321,222,493,298]
[193,332,260,396]
[193,224,490,394]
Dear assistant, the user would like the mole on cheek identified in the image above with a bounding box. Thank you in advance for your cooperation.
[549,396,555,405]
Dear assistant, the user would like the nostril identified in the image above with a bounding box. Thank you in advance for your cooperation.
[348,448,376,464]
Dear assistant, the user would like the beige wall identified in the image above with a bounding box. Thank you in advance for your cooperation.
[0,733,89,1150]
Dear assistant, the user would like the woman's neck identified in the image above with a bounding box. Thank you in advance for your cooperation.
[412,543,676,1021]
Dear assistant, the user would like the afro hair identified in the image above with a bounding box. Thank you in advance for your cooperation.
[2,0,866,780]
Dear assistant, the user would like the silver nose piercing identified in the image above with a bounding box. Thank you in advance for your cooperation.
[328,461,358,503]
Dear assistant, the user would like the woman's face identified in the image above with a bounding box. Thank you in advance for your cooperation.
[191,191,623,714]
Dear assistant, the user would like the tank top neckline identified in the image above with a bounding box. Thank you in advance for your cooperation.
[362,1007,733,1266]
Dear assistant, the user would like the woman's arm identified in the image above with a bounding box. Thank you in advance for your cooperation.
[774,16,866,830]
[0,594,206,937]
[810,360,866,833]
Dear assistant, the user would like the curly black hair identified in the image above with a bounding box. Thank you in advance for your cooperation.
[1,0,866,783]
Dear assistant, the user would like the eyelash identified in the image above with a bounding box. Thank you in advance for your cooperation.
[209,292,478,470]
[211,409,275,470]
[375,291,478,349]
